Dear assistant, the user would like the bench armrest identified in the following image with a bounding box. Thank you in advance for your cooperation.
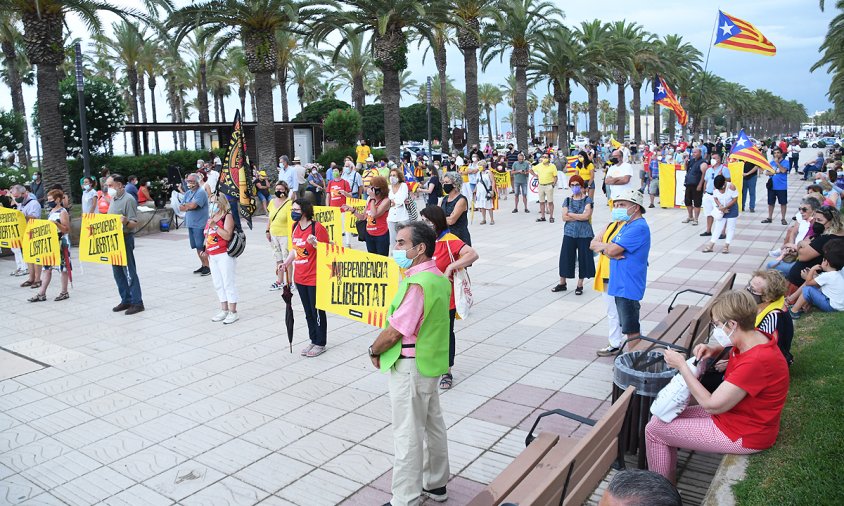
[668,288,713,313]
[525,409,596,447]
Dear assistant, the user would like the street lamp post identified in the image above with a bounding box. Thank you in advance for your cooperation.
[74,42,92,179]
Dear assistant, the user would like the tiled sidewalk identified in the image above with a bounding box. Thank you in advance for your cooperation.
[0,168,805,505]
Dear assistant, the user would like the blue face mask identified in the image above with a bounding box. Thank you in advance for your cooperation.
[392,248,414,269]
[611,208,631,222]
[291,211,302,222]
[209,203,219,214]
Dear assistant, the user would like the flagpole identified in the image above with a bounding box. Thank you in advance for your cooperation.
[692,9,721,140]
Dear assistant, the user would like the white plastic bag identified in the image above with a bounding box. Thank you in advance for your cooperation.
[650,357,701,423]
[446,240,473,319]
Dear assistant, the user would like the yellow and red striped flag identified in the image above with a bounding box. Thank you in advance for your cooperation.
[714,11,776,57]
[654,76,687,127]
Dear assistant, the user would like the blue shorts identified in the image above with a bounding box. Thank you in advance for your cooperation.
[514,182,528,197]
[256,191,270,203]
[614,296,641,335]
[188,227,205,251]
[803,285,836,312]
[768,189,787,206]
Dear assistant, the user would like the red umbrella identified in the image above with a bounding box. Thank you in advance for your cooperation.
[280,269,294,352]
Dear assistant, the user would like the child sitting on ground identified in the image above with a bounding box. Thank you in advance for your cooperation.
[789,240,844,318]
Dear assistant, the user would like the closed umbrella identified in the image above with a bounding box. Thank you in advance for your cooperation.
[280,269,294,352]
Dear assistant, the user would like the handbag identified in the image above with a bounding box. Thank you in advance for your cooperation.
[227,227,246,258]
[446,239,473,319]
[405,196,419,221]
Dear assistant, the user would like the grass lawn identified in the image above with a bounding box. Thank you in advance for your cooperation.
[733,311,844,505]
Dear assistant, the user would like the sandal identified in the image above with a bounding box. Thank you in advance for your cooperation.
[761,218,772,223]
[549,217,555,223]
[691,220,699,226]
[551,284,567,292]
[681,218,691,224]
[30,281,42,289]
[721,245,730,254]
[439,373,453,390]
[702,244,714,253]
[781,219,788,225]
[54,292,69,301]
[536,217,546,222]
[490,221,495,225]
[575,286,584,295]
[479,220,486,225]
[28,294,46,303]
[20,280,33,287]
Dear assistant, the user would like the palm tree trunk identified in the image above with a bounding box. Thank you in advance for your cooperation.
[493,105,499,140]
[434,41,449,151]
[249,88,257,122]
[220,92,227,123]
[587,83,599,142]
[667,111,676,142]
[515,65,528,151]
[254,71,276,173]
[198,62,210,123]
[352,73,365,114]
[127,67,141,154]
[463,47,479,149]
[35,64,69,192]
[213,94,220,123]
[138,73,148,123]
[485,105,493,140]
[631,81,642,143]
[278,71,289,122]
[149,76,160,154]
[616,81,626,141]
[382,68,401,157]
[2,41,31,167]
[239,84,247,118]
[653,103,660,144]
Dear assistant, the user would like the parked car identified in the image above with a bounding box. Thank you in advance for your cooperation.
[811,137,838,148]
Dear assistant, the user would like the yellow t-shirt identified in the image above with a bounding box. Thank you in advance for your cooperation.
[267,198,290,236]
[534,162,557,185]
[356,145,371,164]
[578,162,594,182]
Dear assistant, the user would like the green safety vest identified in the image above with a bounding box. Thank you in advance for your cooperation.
[380,270,451,377]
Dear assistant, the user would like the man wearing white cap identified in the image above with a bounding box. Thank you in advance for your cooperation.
[591,189,651,356]
[293,156,307,199]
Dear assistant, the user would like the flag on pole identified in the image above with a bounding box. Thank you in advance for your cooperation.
[217,110,256,228]
[566,156,580,175]
[714,11,776,56]
[654,76,688,126]
[729,129,772,173]
[609,137,622,149]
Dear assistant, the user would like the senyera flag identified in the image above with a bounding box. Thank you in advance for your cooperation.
[714,10,776,57]
[654,76,687,126]
[217,110,257,228]
[729,129,773,172]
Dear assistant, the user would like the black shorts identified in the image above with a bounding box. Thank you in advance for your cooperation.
[768,189,787,205]
[684,184,703,208]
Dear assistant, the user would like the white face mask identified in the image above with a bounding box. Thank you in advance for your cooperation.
[711,322,735,348]
[107,187,117,198]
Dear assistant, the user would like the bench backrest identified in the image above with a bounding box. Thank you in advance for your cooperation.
[500,386,636,506]
[680,273,736,351]
[628,304,695,352]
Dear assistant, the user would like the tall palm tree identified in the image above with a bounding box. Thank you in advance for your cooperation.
[170,0,301,172]
[477,83,502,141]
[526,92,539,141]
[138,37,165,153]
[607,21,640,141]
[0,16,31,166]
[310,0,446,157]
[482,0,563,151]
[274,29,298,122]
[207,58,233,122]
[367,70,419,103]
[598,99,612,133]
[323,28,371,115]
[418,23,451,150]
[575,20,617,142]
[289,54,324,111]
[97,21,146,133]
[228,47,252,121]
[659,34,702,141]
[812,0,844,112]
[452,0,492,150]
[628,32,660,143]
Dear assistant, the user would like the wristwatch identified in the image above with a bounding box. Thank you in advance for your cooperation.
[368,346,376,357]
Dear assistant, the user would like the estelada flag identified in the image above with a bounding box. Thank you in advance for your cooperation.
[566,156,580,175]
[714,11,776,57]
[403,163,420,193]
[729,129,773,173]
[217,110,256,228]
[654,76,687,126]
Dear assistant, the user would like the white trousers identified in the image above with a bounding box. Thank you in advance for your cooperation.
[209,253,238,303]
[389,359,450,506]
[603,291,624,348]
[710,217,737,245]
[12,248,25,270]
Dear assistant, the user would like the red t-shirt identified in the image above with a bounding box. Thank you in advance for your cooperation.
[713,331,789,449]
[326,179,350,208]
[366,198,389,237]
[204,218,229,255]
[677,141,688,152]
[291,220,330,286]
[431,232,465,310]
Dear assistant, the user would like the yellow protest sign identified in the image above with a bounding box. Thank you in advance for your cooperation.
[728,161,744,211]
[0,207,27,249]
[493,170,511,188]
[313,206,343,244]
[316,243,401,327]
[79,214,127,266]
[344,197,368,235]
[22,219,60,266]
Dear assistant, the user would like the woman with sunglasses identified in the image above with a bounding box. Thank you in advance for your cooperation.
[785,205,844,295]
[767,197,821,276]
[552,175,595,295]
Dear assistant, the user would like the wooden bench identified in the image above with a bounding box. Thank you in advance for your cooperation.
[613,273,737,468]
[467,386,635,506]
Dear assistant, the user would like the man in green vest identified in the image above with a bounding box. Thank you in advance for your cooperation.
[368,221,452,506]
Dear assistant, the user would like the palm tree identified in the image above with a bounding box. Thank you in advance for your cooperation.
[208,58,233,122]
[598,99,612,133]
[419,23,451,150]
[526,92,538,141]
[228,47,252,121]
[274,30,298,122]
[323,28,371,114]
[310,0,447,157]
[452,0,493,150]
[575,20,617,142]
[482,0,563,151]
[0,15,31,166]
[812,0,844,112]
[289,54,324,111]
[170,0,302,172]
[367,70,419,103]
[477,83,502,141]
[98,20,146,154]
[628,32,660,143]
[138,37,165,153]
[659,34,702,141]
[607,21,640,141]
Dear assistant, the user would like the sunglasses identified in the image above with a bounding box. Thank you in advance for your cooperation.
[799,207,810,212]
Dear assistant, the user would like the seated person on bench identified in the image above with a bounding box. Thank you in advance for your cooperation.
[646,291,789,483]
[598,469,682,506]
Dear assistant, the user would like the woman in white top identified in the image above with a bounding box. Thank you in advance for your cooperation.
[703,175,739,254]
[475,162,496,224]
[387,167,409,249]
[29,189,71,302]
[81,176,98,214]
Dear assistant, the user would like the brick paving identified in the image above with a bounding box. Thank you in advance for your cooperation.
[0,164,808,505]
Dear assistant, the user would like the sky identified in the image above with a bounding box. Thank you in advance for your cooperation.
[0,0,837,154]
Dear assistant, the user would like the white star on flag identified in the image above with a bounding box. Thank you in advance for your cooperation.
[720,21,734,36]
[656,84,665,95]
[735,137,748,147]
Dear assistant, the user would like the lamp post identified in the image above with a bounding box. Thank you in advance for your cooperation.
[426,77,432,153]
[75,42,92,179]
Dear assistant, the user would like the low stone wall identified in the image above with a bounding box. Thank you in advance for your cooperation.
[702,454,749,506]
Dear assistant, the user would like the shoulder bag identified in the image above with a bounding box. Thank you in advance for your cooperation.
[446,239,473,319]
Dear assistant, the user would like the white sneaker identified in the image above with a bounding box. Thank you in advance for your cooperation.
[769,249,781,257]
[223,312,239,324]
[211,311,228,322]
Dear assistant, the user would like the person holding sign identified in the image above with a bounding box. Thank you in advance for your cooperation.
[367,222,452,506]
[107,174,145,315]
[28,189,71,302]
[343,176,391,256]
[204,196,240,324]
[11,184,43,287]
[420,206,479,390]
[281,199,331,357]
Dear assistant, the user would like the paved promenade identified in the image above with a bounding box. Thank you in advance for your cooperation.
[0,167,805,505]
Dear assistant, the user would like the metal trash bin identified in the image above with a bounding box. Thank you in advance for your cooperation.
[612,350,677,469]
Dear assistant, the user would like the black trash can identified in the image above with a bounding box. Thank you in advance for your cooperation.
[612,350,676,469]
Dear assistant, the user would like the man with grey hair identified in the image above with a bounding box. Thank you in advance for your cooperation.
[179,173,210,275]
[598,469,682,506]
[10,184,41,282]
[107,174,144,315]
[278,155,298,194]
